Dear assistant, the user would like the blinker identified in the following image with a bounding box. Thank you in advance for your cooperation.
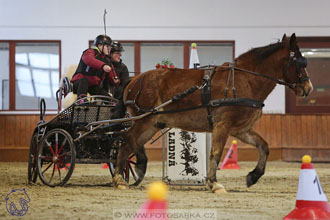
[295,56,307,68]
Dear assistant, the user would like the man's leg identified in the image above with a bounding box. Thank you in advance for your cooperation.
[73,78,89,103]
[89,85,110,97]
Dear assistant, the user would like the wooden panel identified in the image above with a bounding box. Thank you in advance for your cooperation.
[0,114,53,149]
[1,114,330,162]
[0,116,4,148]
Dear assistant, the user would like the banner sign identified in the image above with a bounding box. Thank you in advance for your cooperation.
[166,129,207,184]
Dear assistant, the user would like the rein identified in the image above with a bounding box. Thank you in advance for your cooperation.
[220,64,300,90]
[125,56,308,127]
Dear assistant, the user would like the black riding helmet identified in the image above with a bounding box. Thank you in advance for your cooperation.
[93,35,112,46]
[111,41,125,53]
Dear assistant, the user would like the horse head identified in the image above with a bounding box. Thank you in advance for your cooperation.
[281,33,313,97]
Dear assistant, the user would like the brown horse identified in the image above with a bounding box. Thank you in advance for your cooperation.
[113,33,313,193]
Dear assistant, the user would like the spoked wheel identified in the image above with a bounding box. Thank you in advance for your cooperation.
[109,154,142,186]
[37,129,76,187]
[28,132,39,183]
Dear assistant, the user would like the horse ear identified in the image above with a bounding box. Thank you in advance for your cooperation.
[281,34,288,43]
[289,33,298,50]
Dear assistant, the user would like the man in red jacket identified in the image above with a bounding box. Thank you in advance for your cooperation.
[71,35,120,104]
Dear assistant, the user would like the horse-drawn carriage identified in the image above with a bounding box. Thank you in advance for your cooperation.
[27,92,139,187]
[28,34,313,192]
[27,73,193,187]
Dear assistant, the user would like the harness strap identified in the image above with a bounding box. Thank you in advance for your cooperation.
[201,67,216,129]
[209,98,264,108]
[155,98,264,115]
[232,66,297,89]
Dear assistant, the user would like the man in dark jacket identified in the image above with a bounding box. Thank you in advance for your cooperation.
[71,35,120,104]
[109,41,130,99]
[109,41,130,118]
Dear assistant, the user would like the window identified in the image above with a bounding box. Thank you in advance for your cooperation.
[0,41,61,111]
[0,43,9,110]
[15,43,60,110]
[286,37,330,114]
[121,43,135,77]
[89,40,234,76]
[141,43,184,72]
[194,43,233,66]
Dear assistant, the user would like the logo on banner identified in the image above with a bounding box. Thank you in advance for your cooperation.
[179,131,199,176]
[168,131,177,167]
[167,129,207,183]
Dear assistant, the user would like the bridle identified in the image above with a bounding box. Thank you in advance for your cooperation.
[283,51,310,96]
[224,50,310,94]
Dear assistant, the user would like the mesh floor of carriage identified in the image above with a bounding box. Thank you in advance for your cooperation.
[52,104,116,126]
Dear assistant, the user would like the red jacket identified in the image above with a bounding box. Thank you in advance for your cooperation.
[71,48,120,87]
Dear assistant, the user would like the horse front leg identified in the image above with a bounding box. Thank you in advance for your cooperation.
[234,129,269,187]
[207,122,230,193]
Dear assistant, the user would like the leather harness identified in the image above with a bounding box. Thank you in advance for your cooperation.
[125,66,264,129]
[199,66,264,129]
[201,67,216,128]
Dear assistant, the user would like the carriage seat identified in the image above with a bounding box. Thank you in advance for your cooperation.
[60,64,113,109]
[61,80,115,109]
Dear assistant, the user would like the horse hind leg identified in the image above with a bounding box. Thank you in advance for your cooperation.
[113,117,159,189]
[113,141,133,189]
[113,145,148,188]
[131,145,148,186]
[233,130,269,187]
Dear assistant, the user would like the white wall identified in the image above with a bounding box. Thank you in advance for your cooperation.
[1,0,330,113]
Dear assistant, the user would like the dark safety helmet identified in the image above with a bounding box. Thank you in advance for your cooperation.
[93,35,112,46]
[111,41,125,53]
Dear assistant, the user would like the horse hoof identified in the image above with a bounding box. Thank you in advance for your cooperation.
[117,184,128,190]
[246,175,254,188]
[213,188,227,194]
[246,170,263,187]
[212,183,227,194]
[113,175,128,189]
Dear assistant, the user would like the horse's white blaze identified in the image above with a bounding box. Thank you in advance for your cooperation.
[304,68,313,94]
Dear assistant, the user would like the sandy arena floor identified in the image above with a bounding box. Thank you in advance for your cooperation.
[0,161,330,220]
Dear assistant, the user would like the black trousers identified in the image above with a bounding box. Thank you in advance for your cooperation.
[73,78,109,97]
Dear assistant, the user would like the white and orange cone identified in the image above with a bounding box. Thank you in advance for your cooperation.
[220,140,240,169]
[134,181,168,220]
[284,155,330,220]
[189,43,200,69]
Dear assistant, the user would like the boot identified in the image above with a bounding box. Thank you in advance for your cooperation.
[77,94,87,105]
[111,99,126,119]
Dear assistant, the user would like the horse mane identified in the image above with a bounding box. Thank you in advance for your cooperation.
[237,40,285,63]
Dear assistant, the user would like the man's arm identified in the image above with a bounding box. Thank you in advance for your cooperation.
[82,49,106,70]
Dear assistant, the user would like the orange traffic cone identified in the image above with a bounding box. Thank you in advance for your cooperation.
[102,163,109,169]
[55,163,72,171]
[284,155,330,220]
[135,181,168,220]
[220,140,240,169]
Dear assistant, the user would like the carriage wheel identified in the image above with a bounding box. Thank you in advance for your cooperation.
[109,154,141,186]
[28,132,39,183]
[37,129,76,187]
